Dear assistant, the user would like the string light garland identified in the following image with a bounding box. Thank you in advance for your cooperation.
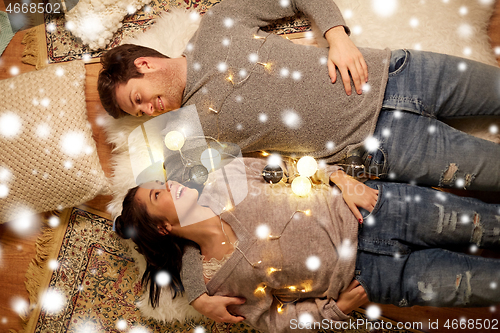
[160,30,337,313]
[200,32,273,140]
[218,205,315,313]
[180,31,327,195]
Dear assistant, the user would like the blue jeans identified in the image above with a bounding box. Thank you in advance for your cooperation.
[355,181,500,307]
[366,49,500,190]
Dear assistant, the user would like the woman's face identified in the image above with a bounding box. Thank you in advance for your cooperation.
[135,180,199,228]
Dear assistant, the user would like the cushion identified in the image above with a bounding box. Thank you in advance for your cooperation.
[0,61,111,223]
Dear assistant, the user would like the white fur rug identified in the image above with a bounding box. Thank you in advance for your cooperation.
[102,0,499,324]
[65,0,153,50]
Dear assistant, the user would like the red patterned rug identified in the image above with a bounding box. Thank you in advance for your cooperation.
[22,0,311,68]
[23,207,221,333]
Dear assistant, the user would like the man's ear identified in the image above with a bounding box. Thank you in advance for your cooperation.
[134,57,155,73]
[157,222,172,236]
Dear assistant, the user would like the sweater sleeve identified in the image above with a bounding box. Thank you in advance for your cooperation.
[213,0,349,36]
[279,297,351,330]
[292,0,350,36]
[180,244,208,304]
[244,292,350,333]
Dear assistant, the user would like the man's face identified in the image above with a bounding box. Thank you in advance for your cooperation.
[115,66,184,117]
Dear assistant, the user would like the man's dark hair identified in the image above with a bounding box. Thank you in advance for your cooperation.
[98,44,169,118]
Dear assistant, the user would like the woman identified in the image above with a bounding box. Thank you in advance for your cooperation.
[115,158,500,333]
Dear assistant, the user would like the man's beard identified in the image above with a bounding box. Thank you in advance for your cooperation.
[148,67,184,112]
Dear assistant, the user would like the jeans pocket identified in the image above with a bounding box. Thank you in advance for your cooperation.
[360,184,383,219]
[364,147,388,177]
[388,49,409,76]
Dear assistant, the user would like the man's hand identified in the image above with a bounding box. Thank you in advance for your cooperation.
[329,170,378,222]
[336,280,369,314]
[191,293,246,323]
[325,26,368,96]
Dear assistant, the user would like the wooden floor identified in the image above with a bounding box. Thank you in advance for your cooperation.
[1,2,500,332]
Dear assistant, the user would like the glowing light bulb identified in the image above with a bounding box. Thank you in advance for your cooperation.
[291,176,312,196]
[267,267,281,274]
[258,62,272,71]
[297,156,317,177]
[164,131,185,151]
[254,285,267,295]
[201,148,221,171]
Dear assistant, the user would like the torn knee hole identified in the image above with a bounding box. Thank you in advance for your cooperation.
[464,174,476,188]
[441,163,458,186]
[471,213,483,246]
[455,274,462,289]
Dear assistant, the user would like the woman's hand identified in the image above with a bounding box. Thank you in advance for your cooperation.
[191,293,246,323]
[325,26,368,96]
[336,280,369,314]
[329,170,378,222]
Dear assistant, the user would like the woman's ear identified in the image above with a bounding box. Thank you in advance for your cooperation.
[157,222,172,236]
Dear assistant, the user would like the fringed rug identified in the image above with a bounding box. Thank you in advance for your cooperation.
[21,0,311,69]
[21,206,424,333]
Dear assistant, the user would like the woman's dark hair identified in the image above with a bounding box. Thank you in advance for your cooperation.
[114,186,196,308]
[98,44,169,119]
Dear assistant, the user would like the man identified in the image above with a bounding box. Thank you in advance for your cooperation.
[99,0,500,325]
[98,0,500,191]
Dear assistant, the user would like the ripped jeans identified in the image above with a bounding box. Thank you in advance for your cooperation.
[355,181,500,307]
[367,49,500,191]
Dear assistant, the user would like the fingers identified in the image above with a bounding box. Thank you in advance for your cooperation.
[332,60,365,96]
[221,297,246,323]
[349,56,369,94]
[360,56,368,83]
[349,62,363,95]
[225,297,246,306]
[347,201,363,223]
[327,61,337,84]
[347,279,360,291]
[340,67,352,96]
[222,314,246,324]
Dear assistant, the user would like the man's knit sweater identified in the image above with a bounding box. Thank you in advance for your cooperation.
[181,0,390,163]
[183,158,359,332]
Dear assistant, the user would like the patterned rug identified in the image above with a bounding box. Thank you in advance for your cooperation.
[22,206,424,333]
[22,0,311,68]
